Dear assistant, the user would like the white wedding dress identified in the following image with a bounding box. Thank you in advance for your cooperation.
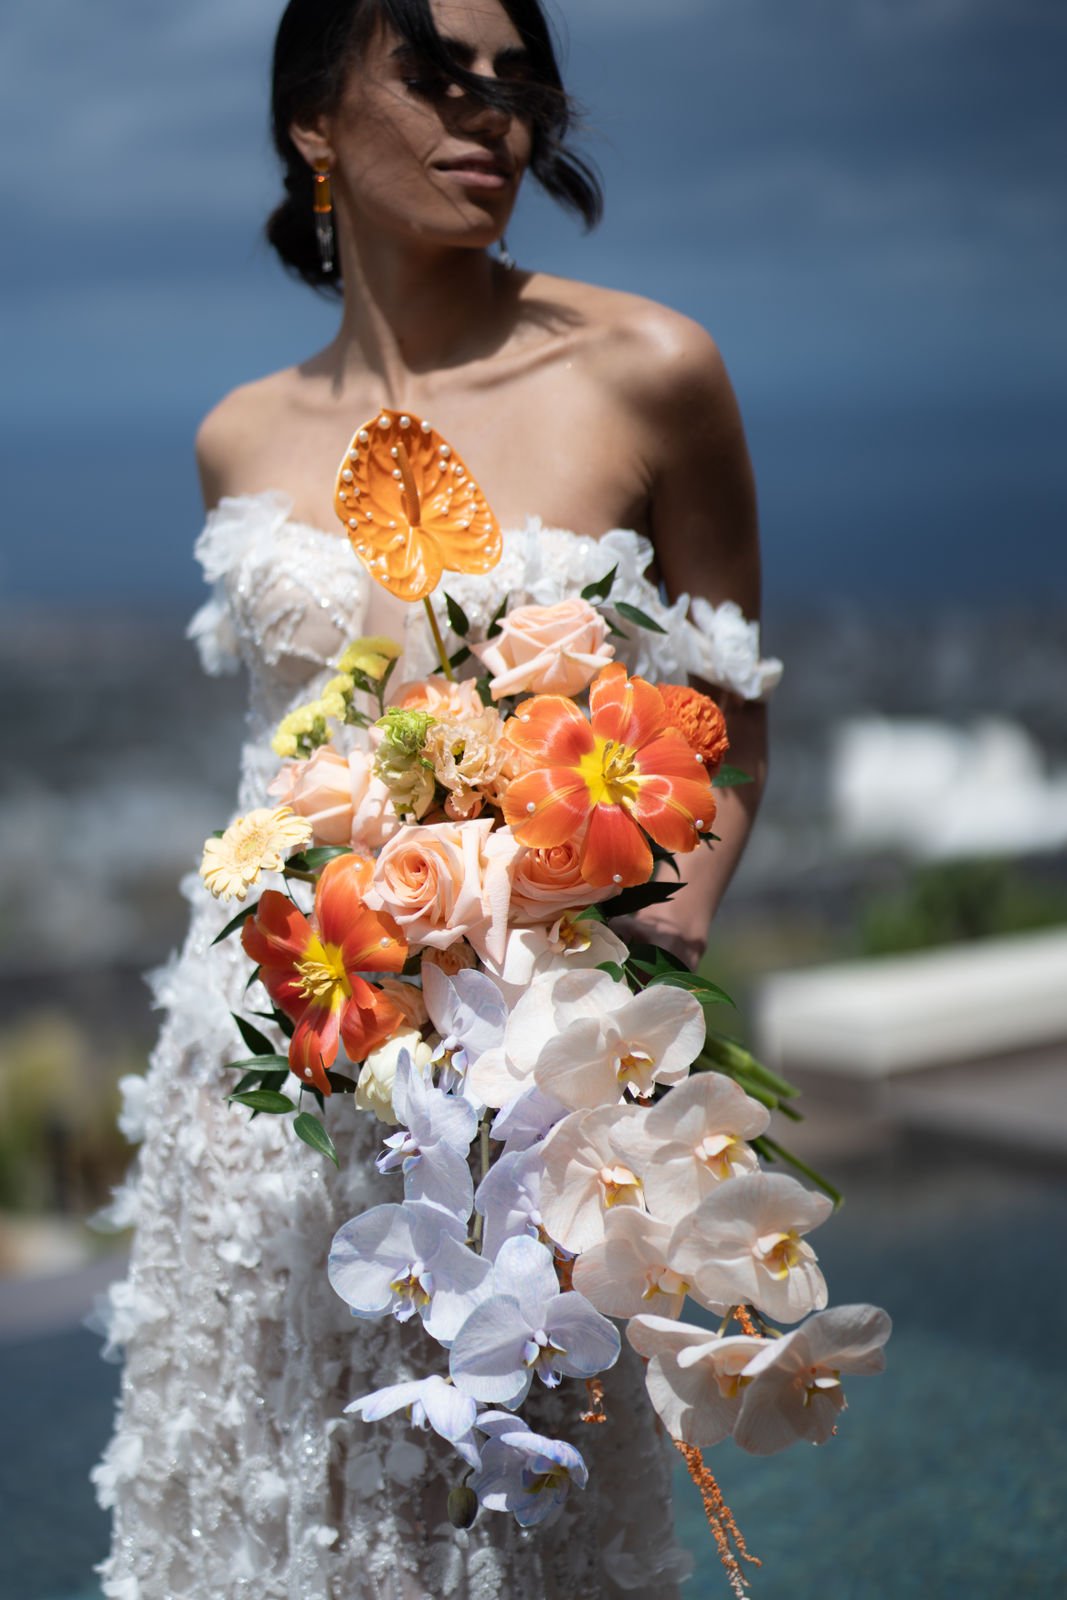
[91,491,780,1600]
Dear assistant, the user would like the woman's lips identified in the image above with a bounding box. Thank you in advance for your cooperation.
[434,161,512,191]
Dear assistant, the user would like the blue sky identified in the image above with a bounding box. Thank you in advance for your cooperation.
[3,0,1065,612]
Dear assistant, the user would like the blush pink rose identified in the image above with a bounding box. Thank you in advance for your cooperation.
[508,839,615,924]
[471,599,615,700]
[269,746,399,852]
[366,819,521,966]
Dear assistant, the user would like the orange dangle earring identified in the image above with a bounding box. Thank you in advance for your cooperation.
[312,157,335,275]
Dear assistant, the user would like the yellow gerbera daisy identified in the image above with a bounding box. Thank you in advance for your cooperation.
[199,807,314,902]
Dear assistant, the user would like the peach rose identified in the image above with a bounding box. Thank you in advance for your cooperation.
[366,819,522,966]
[391,675,485,719]
[269,746,399,851]
[421,939,479,977]
[508,839,615,924]
[471,598,615,700]
[376,976,430,1030]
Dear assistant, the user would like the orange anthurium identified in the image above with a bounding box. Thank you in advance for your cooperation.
[241,854,408,1095]
[501,663,717,889]
[334,408,501,601]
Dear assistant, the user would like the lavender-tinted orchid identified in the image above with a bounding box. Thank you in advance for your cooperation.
[469,1411,589,1528]
[328,1199,465,1326]
[345,1374,481,1468]
[421,961,509,1104]
[449,1235,620,1406]
[490,1084,568,1154]
[376,1049,478,1220]
[474,1144,545,1260]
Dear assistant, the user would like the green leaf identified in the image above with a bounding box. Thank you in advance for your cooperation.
[604,880,681,918]
[444,592,471,638]
[581,564,618,602]
[244,965,262,992]
[595,961,627,983]
[605,620,630,641]
[614,601,667,635]
[286,846,352,874]
[225,1054,291,1074]
[212,902,258,946]
[713,764,754,789]
[293,1112,339,1167]
[649,971,735,1006]
[486,592,511,639]
[648,842,682,879]
[572,905,606,923]
[228,1089,293,1114]
[325,1070,359,1094]
[449,645,472,669]
[233,1068,288,1096]
[232,1013,276,1058]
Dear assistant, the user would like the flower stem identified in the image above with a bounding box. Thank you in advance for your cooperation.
[423,596,455,682]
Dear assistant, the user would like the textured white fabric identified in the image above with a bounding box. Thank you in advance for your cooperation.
[92,491,775,1599]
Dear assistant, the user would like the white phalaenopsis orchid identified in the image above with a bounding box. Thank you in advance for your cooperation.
[733,1304,892,1456]
[345,1374,481,1468]
[469,1411,588,1528]
[469,966,704,1110]
[538,1104,649,1254]
[482,919,629,1006]
[449,1235,620,1406]
[329,1199,490,1346]
[571,1208,690,1320]
[475,1144,545,1260]
[670,1172,833,1324]
[638,1072,770,1220]
[376,1050,478,1218]
[626,1314,765,1446]
[421,962,508,1103]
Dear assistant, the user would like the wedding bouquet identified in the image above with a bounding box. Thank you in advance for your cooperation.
[200,411,889,1595]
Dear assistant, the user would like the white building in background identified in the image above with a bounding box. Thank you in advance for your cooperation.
[831,716,1067,859]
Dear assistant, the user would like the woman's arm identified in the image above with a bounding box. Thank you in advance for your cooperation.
[619,318,769,967]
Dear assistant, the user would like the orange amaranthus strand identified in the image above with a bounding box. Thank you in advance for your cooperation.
[674,1442,761,1598]
[580,1376,607,1425]
[501,663,716,888]
[242,854,408,1096]
[333,408,501,602]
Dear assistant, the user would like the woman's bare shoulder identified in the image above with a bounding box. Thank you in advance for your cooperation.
[194,367,305,506]
[523,271,732,414]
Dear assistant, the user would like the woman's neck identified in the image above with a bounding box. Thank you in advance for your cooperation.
[326,225,512,401]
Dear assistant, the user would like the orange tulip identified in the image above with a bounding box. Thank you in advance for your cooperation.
[242,855,408,1095]
[501,664,717,889]
[334,409,501,602]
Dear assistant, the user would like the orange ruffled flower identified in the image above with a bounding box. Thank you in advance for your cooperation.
[334,409,501,602]
[657,683,730,776]
[241,854,408,1095]
[501,663,717,889]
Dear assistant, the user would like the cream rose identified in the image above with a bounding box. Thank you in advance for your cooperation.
[471,599,615,700]
[354,1029,433,1124]
[269,746,399,851]
[366,819,522,967]
[508,839,615,924]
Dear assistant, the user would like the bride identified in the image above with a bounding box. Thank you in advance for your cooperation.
[93,1,775,1595]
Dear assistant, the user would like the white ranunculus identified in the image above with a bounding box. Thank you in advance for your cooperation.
[354,1029,432,1125]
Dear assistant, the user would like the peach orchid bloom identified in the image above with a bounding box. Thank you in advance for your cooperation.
[241,854,408,1096]
[501,663,716,888]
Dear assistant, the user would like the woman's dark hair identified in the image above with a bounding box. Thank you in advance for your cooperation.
[266,0,603,293]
